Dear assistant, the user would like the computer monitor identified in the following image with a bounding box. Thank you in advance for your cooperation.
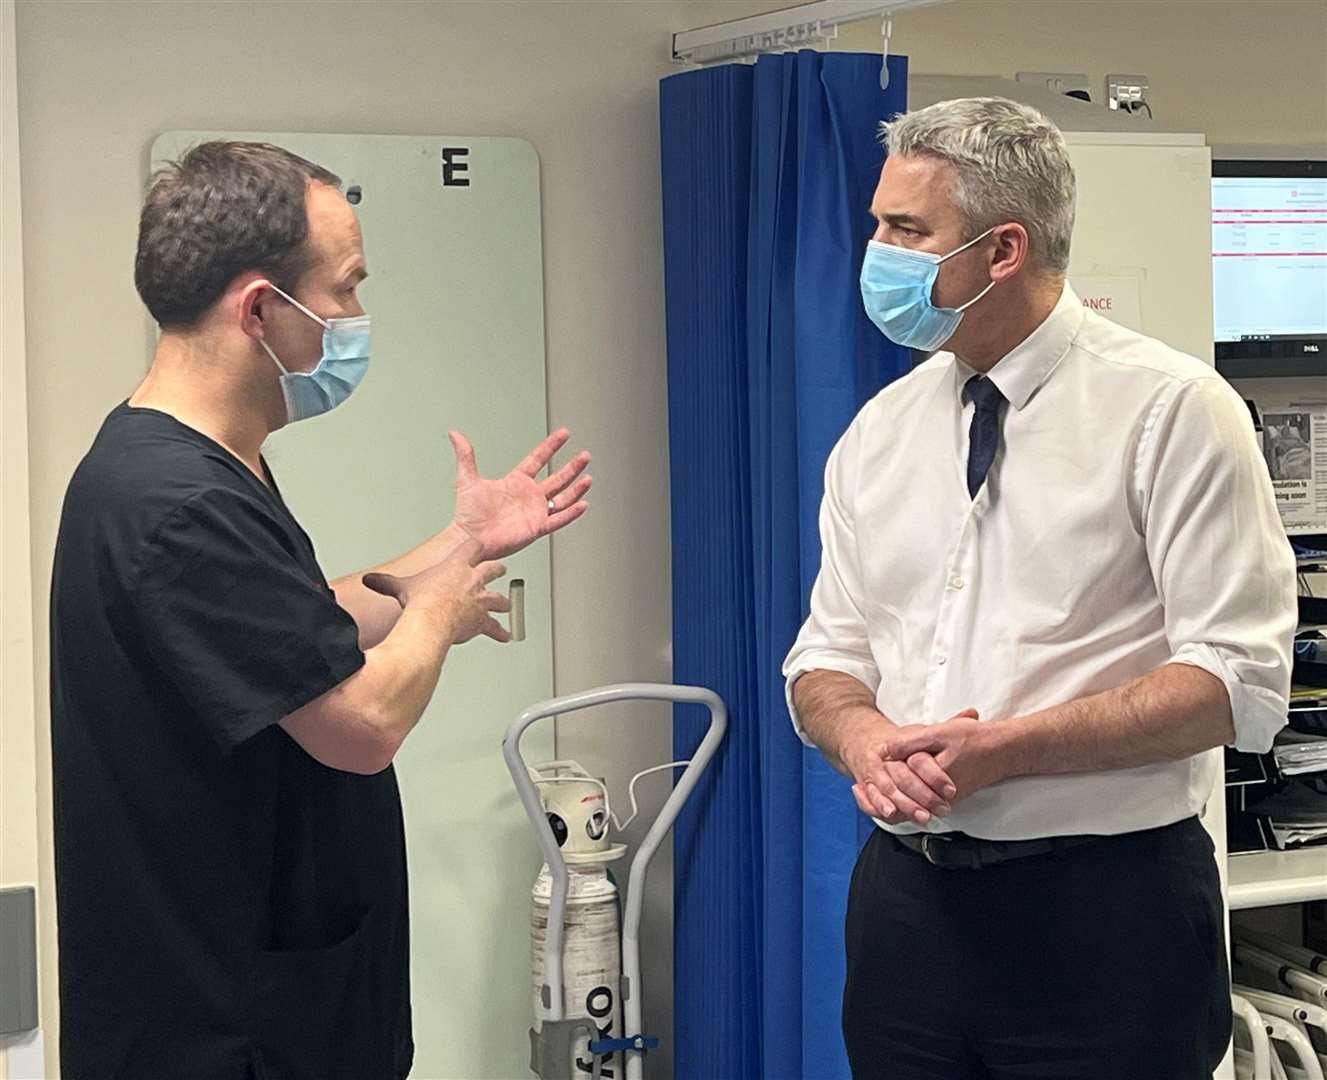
[1212,159,1327,378]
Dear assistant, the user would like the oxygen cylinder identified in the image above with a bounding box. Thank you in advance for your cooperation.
[531,863,625,1078]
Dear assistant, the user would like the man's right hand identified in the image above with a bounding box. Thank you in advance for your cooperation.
[284,552,511,775]
[838,708,967,826]
[362,551,512,644]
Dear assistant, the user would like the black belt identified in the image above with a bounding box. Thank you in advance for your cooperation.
[893,829,1103,870]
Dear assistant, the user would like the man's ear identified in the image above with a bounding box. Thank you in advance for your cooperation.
[989,223,1031,283]
[238,279,274,341]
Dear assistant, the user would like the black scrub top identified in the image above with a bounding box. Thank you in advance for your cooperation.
[50,403,413,1080]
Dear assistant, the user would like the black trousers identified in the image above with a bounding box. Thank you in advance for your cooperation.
[843,817,1231,1080]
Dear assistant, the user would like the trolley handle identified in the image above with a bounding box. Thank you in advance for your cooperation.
[501,683,727,1031]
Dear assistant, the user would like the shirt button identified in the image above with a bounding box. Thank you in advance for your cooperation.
[936,655,948,666]
[949,575,965,589]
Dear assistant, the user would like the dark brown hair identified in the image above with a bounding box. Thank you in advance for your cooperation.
[134,141,341,329]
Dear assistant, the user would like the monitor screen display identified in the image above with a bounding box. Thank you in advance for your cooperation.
[1212,160,1326,377]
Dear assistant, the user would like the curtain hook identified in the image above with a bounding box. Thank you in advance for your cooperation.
[880,14,894,90]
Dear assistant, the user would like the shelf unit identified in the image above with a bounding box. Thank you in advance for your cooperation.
[1216,545,1325,1078]
[1228,848,1327,911]
[1220,537,1325,1080]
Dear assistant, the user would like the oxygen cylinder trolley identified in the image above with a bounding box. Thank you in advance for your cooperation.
[502,683,727,1080]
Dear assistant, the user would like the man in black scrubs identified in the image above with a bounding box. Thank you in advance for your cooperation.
[50,142,592,1079]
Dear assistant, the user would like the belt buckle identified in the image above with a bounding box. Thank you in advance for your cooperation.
[920,833,948,865]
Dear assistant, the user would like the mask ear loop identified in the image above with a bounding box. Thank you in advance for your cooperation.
[256,280,330,376]
[265,281,330,329]
[251,283,293,375]
[258,338,291,375]
[879,15,893,90]
[940,226,1002,313]
[937,225,1000,264]
[953,277,998,314]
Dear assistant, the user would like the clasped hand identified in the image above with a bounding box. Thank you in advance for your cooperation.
[847,710,1006,826]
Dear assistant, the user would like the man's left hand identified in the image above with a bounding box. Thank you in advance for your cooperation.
[884,712,1010,802]
[450,429,592,559]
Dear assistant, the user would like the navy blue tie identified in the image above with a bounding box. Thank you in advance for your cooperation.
[965,376,1005,498]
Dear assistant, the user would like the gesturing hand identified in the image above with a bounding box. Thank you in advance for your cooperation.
[450,428,592,560]
[884,710,1007,802]
[363,551,511,645]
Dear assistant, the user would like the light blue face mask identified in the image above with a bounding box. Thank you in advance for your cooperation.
[258,284,371,423]
[859,227,998,351]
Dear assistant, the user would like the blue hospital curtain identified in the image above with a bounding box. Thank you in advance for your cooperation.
[661,52,910,1080]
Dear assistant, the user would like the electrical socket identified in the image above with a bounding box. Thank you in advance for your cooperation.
[1016,71,1091,99]
[1106,73,1151,113]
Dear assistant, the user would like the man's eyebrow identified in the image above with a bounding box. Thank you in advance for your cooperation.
[874,211,931,230]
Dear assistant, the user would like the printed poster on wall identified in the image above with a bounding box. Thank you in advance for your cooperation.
[1259,403,1327,534]
[1070,274,1144,333]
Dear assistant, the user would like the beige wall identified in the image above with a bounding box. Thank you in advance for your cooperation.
[842,0,1327,149]
[10,1,1325,1077]
[2,0,41,1077]
[715,0,1327,148]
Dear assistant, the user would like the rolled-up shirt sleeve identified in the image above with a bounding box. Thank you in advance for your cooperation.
[782,420,881,745]
[1139,376,1297,753]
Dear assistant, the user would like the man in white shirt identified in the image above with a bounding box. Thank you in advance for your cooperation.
[783,98,1297,1079]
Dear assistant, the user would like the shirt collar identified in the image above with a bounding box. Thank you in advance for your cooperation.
[954,284,1085,411]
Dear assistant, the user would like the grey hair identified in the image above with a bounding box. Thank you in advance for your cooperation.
[879,97,1077,274]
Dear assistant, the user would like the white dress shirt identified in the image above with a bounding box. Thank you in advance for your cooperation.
[783,285,1297,840]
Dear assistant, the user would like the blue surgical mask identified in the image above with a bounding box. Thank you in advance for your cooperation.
[258,284,371,423]
[860,227,998,351]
